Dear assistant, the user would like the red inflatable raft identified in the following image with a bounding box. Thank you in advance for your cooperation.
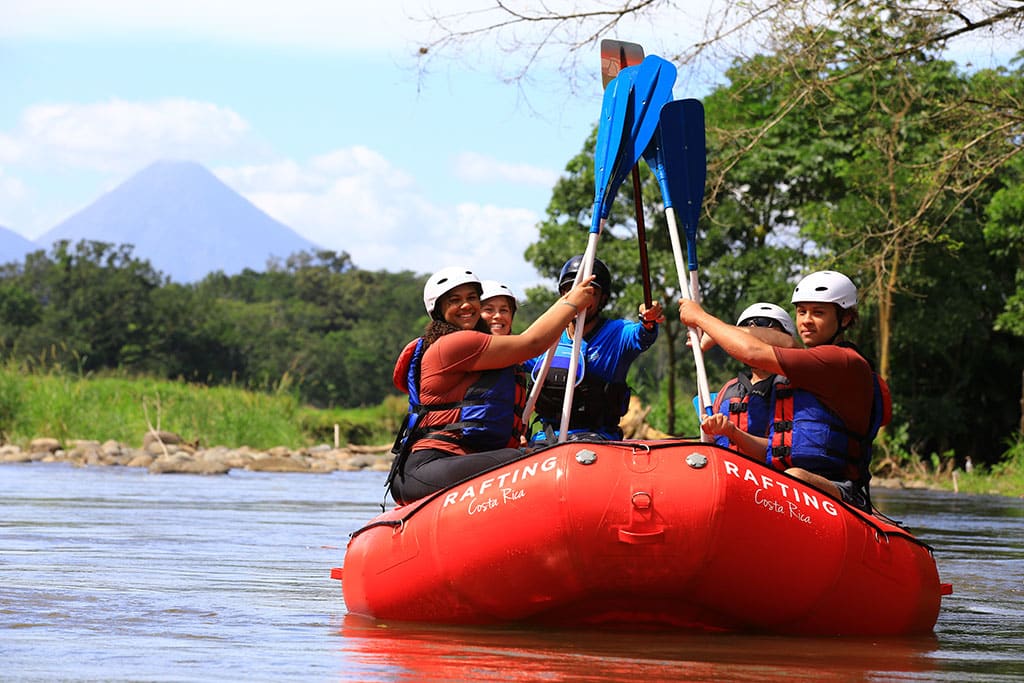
[333,439,950,635]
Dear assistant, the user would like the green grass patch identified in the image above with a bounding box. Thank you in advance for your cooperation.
[0,364,404,450]
[3,363,1023,499]
[942,436,1024,497]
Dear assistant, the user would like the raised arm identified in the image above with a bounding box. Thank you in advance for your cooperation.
[699,325,797,353]
[679,298,784,375]
[474,278,598,369]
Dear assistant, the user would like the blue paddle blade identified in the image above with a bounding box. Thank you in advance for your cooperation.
[599,55,677,220]
[680,99,707,246]
[642,107,672,210]
[591,67,636,233]
[657,98,706,270]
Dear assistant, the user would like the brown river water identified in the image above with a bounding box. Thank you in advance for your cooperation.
[1,462,1021,682]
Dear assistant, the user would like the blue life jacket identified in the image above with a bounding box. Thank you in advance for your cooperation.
[766,347,891,486]
[711,373,775,449]
[391,338,524,457]
[528,319,648,439]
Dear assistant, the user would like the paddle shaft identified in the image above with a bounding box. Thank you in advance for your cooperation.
[642,97,714,438]
[521,342,554,424]
[606,43,653,308]
[665,208,714,439]
[559,234,600,442]
[631,161,653,307]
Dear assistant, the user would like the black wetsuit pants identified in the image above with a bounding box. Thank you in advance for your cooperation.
[390,447,524,505]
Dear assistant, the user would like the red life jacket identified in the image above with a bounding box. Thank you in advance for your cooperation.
[711,372,775,448]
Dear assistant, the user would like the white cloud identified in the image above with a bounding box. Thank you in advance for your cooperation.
[0,171,27,200]
[0,98,257,236]
[311,147,405,178]
[215,151,546,294]
[0,92,550,292]
[0,134,23,165]
[14,99,255,173]
[453,151,561,187]
[450,202,544,294]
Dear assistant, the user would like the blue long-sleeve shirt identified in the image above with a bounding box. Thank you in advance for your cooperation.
[523,317,658,438]
[523,317,657,383]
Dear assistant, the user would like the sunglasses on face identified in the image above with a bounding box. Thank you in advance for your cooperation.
[741,316,784,330]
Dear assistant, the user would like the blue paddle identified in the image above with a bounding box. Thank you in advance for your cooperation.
[652,99,706,276]
[601,40,652,304]
[590,67,637,234]
[596,55,677,225]
[644,98,714,435]
[556,57,677,442]
[679,99,707,279]
[602,54,676,307]
[520,64,637,435]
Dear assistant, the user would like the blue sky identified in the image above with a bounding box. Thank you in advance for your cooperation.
[0,2,1012,295]
[1,2,675,295]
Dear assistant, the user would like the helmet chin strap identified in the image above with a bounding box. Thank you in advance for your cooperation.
[826,306,848,345]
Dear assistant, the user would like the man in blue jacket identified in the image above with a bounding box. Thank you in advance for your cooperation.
[525,255,663,442]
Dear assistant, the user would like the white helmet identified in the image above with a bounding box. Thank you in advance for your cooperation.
[423,266,482,317]
[736,302,796,336]
[791,270,858,309]
[480,280,517,312]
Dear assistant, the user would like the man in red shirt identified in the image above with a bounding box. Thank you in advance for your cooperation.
[679,271,889,511]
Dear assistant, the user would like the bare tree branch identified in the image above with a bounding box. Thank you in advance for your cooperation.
[413,1,1024,88]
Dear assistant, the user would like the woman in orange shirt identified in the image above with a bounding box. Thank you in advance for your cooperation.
[388,266,597,504]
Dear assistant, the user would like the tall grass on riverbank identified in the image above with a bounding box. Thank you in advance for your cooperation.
[4,364,1021,497]
[872,423,1024,497]
[0,364,402,449]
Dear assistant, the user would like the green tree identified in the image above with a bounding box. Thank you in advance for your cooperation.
[0,243,429,410]
[4,240,165,371]
[985,154,1024,339]
[524,11,1024,461]
[0,282,42,353]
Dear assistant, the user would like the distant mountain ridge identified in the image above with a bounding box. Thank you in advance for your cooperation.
[36,160,321,282]
[0,225,40,265]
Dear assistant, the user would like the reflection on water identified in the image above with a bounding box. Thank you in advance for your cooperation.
[0,464,1021,682]
[338,614,943,682]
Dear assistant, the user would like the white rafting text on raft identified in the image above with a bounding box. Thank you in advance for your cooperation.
[442,455,559,511]
[723,459,840,518]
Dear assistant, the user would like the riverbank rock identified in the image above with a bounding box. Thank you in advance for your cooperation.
[0,435,395,475]
[149,451,232,475]
[30,437,61,453]
[0,401,683,475]
[1,444,38,463]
